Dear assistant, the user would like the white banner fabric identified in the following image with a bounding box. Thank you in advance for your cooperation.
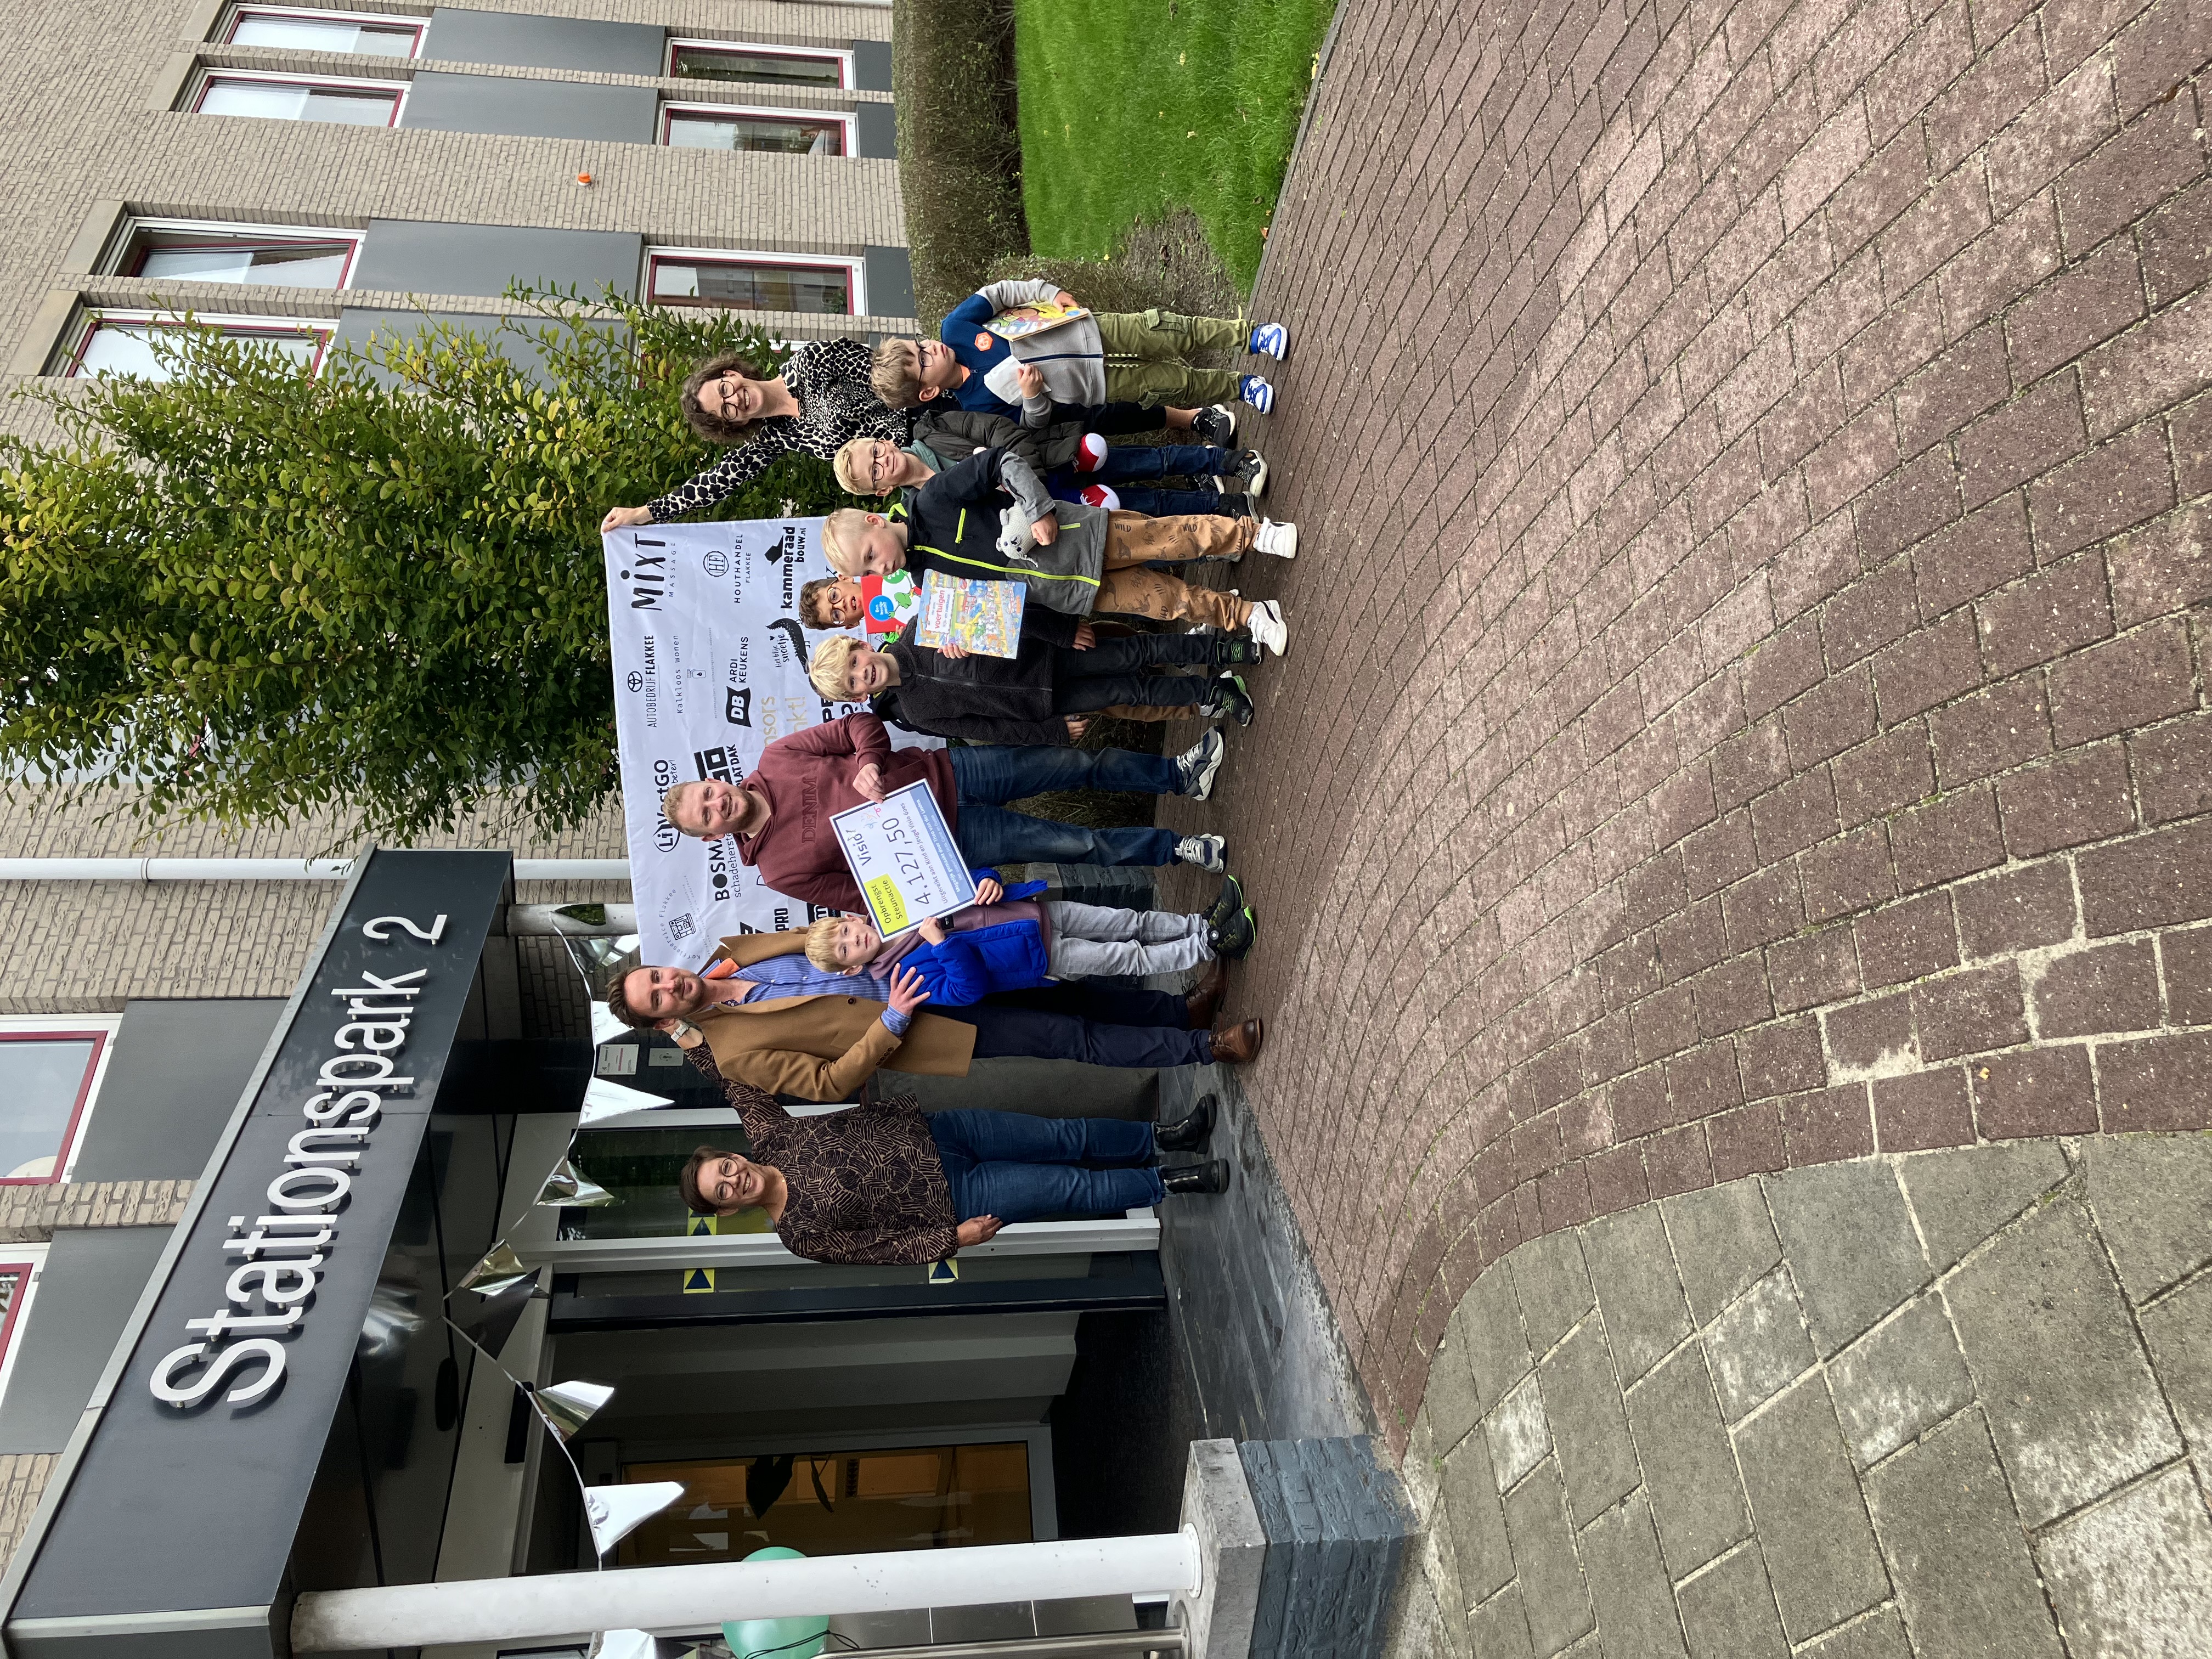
[603,519,940,970]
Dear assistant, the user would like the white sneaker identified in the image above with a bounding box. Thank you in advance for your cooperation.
[1246,599,1288,658]
[1177,728,1226,801]
[1254,517,1297,558]
[1175,834,1227,873]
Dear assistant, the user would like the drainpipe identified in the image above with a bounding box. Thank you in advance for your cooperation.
[290,1532,1203,1654]
[0,857,628,882]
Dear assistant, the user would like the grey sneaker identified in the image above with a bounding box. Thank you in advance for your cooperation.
[1175,834,1227,873]
[1212,449,1268,501]
[1177,728,1226,800]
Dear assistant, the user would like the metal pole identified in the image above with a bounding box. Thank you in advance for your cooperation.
[0,857,629,882]
[290,1532,1204,1654]
[809,1632,1183,1659]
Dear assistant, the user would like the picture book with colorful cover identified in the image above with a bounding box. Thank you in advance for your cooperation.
[913,570,1025,658]
[985,301,1092,341]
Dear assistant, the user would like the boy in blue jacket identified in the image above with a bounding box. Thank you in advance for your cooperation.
[805,878,1258,1004]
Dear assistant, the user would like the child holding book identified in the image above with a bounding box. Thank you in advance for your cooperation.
[806,626,1259,747]
[819,444,1293,650]
[837,417,1268,520]
[804,880,1259,1002]
[874,278,1288,425]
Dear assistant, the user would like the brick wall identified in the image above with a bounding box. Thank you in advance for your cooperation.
[0,1181,194,1243]
[1230,0,2212,1443]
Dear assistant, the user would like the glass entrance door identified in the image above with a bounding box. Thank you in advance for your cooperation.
[617,1442,1034,1564]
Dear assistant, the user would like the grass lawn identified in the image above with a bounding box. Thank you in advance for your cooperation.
[1012,0,1336,293]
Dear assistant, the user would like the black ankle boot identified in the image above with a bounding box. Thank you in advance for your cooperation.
[1156,1094,1217,1152]
[1162,1159,1231,1195]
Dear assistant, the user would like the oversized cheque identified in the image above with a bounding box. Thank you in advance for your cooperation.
[603,518,940,969]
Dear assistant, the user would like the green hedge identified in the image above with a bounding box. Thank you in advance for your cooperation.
[892,0,1030,326]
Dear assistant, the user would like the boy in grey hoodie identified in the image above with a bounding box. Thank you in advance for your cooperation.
[876,278,1290,427]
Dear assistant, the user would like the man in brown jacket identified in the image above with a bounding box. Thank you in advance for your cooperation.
[606,927,1261,1101]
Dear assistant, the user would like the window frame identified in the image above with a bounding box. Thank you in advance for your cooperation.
[657,100,855,156]
[187,65,409,126]
[0,1247,52,1412]
[663,38,854,88]
[105,217,364,291]
[0,1016,121,1185]
[58,308,337,380]
[643,245,867,317]
[217,3,428,57]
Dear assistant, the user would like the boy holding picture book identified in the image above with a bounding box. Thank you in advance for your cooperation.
[820,441,1294,649]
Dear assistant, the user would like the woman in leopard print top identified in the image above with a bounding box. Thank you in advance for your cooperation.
[600,337,912,531]
[673,1051,1226,1266]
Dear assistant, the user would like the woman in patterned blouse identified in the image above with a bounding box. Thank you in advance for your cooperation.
[599,337,912,530]
[676,1065,1228,1267]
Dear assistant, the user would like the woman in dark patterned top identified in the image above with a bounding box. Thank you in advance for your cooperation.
[599,338,912,531]
[674,1058,1229,1266]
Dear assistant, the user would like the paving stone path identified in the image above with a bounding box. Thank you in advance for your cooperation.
[1392,1133,2212,1655]
[1138,0,2212,1645]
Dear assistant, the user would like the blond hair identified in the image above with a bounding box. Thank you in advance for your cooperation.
[833,437,877,496]
[804,914,847,972]
[659,782,701,834]
[868,338,926,408]
[808,634,861,703]
[820,506,872,576]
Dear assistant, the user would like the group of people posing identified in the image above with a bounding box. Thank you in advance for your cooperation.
[599,280,1300,1270]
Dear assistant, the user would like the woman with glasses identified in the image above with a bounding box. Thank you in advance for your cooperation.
[599,338,910,532]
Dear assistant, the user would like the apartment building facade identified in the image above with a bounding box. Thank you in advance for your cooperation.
[2,0,914,407]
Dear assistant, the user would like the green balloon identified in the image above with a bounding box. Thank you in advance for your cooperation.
[722,1547,827,1659]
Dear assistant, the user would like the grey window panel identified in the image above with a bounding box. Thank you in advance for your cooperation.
[421,6,663,75]
[853,40,893,93]
[864,245,915,319]
[69,999,285,1183]
[0,1228,173,1453]
[334,307,625,386]
[399,70,655,142]
[855,100,896,159]
[354,221,641,300]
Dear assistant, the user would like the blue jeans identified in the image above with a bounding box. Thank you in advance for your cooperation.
[947,745,1182,868]
[927,1109,1166,1221]
[1092,443,1227,482]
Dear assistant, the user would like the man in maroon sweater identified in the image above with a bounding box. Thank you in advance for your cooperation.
[660,711,1229,913]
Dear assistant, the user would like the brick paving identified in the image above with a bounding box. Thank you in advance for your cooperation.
[1395,1138,2212,1656]
[1156,0,2212,1459]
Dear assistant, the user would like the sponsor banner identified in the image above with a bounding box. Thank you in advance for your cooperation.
[605,520,940,969]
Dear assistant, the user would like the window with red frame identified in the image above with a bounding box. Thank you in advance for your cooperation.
[667,41,849,87]
[64,315,332,380]
[0,1032,105,1182]
[646,251,856,314]
[661,104,848,154]
[222,5,424,55]
[194,72,403,125]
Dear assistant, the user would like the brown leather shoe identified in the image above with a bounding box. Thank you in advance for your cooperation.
[1210,1017,1265,1064]
[1184,958,1228,1029]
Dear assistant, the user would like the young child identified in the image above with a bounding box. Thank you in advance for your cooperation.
[806,879,1259,1004]
[873,278,1288,427]
[819,444,1293,651]
[807,626,1259,747]
[837,416,1268,521]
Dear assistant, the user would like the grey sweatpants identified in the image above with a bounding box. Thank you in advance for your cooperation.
[1043,900,1212,979]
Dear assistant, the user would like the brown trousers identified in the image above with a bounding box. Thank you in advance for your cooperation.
[1093,510,1254,629]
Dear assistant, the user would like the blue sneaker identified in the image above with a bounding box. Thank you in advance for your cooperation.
[1248,322,1289,360]
[1238,375,1274,414]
